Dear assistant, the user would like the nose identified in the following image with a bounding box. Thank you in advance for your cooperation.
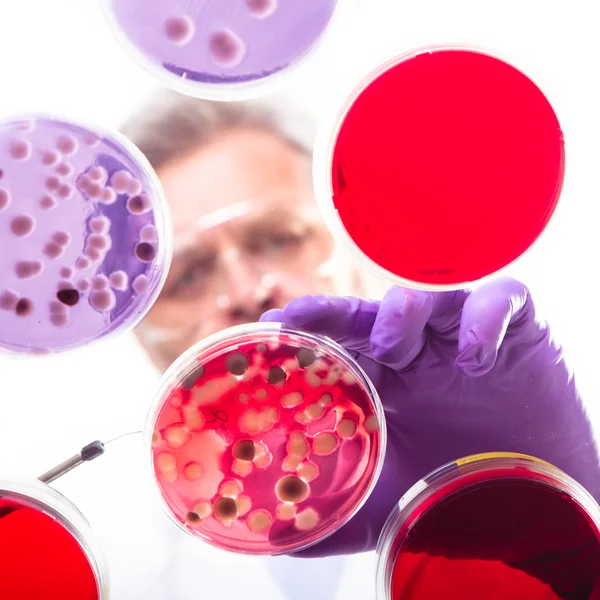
[229,293,276,322]
[219,249,278,323]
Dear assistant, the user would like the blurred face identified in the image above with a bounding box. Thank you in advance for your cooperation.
[137,127,339,370]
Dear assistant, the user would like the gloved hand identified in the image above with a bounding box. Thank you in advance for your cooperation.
[260,278,600,557]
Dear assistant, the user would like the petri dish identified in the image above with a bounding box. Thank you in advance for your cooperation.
[145,322,386,555]
[314,47,566,290]
[375,453,600,599]
[102,0,339,100]
[0,115,171,354]
[0,479,108,599]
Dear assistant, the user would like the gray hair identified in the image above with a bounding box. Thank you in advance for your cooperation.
[120,89,316,172]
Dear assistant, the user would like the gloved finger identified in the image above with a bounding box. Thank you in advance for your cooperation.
[456,278,538,377]
[370,287,434,370]
[260,295,380,354]
[427,289,471,338]
[370,287,471,370]
[259,309,284,323]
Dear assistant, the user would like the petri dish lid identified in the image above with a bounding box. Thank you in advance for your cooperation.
[314,47,565,291]
[0,479,109,599]
[145,322,386,554]
[101,0,340,101]
[0,114,172,355]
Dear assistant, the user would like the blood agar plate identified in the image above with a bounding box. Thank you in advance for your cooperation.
[314,48,565,290]
[146,322,386,554]
[0,479,108,599]
[102,0,339,100]
[0,116,171,354]
[375,454,600,599]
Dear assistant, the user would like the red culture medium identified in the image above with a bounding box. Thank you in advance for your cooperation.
[0,500,98,600]
[150,332,382,554]
[390,474,600,599]
[331,49,565,287]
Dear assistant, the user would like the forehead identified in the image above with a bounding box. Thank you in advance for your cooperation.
[157,127,313,237]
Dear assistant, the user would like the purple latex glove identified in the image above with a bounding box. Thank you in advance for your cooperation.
[260,278,600,557]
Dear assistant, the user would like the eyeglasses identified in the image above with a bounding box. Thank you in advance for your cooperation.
[137,190,339,349]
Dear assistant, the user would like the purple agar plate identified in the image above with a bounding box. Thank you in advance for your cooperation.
[102,0,339,100]
[0,116,171,354]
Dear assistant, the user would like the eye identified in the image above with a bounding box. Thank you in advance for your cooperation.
[177,267,202,287]
[166,257,216,297]
[266,232,298,249]
[246,230,305,256]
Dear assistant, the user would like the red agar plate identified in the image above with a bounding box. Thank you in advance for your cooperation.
[0,480,108,600]
[375,454,600,599]
[314,48,565,290]
[146,323,385,554]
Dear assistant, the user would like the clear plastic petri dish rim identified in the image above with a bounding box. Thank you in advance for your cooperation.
[312,44,565,292]
[100,0,342,102]
[0,113,173,357]
[374,452,600,599]
[0,478,110,598]
[144,320,387,555]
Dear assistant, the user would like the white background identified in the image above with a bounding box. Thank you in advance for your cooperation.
[0,1,599,599]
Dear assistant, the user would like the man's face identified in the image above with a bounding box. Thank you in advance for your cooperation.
[138,127,338,370]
